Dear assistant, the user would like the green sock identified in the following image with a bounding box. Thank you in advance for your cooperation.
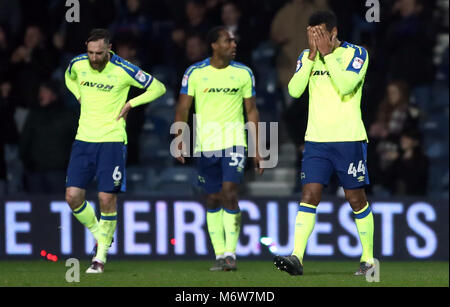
[72,201,100,241]
[95,212,117,263]
[206,208,225,257]
[353,203,374,264]
[292,203,317,265]
[223,208,241,255]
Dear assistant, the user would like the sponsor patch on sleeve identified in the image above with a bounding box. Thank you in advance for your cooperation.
[296,59,302,72]
[182,74,189,87]
[352,57,364,70]
[135,70,148,83]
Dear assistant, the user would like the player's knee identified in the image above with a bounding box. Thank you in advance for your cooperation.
[301,190,321,206]
[65,189,83,210]
[222,187,239,204]
[98,193,116,208]
[345,194,367,211]
[205,193,221,210]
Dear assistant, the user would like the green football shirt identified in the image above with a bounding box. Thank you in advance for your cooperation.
[65,52,165,144]
[180,58,256,152]
[288,41,369,142]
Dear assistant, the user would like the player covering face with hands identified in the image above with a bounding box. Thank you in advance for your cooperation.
[274,11,374,276]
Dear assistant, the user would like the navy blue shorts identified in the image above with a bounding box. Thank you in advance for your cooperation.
[301,141,369,189]
[197,146,246,194]
[66,140,127,193]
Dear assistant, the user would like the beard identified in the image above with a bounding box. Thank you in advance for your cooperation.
[89,56,108,70]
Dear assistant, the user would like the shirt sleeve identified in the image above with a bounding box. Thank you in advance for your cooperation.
[180,66,197,96]
[126,67,154,89]
[242,67,256,99]
[64,62,80,100]
[323,46,369,96]
[128,77,167,107]
[288,49,314,98]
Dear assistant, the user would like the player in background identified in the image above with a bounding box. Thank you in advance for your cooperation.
[174,26,264,271]
[65,29,166,273]
[273,11,374,276]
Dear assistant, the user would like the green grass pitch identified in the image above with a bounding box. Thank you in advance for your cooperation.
[0,260,448,287]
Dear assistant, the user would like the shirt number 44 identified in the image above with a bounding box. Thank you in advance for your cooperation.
[347,160,366,177]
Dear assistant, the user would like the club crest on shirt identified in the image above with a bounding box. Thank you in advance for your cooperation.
[352,57,364,70]
[135,70,147,83]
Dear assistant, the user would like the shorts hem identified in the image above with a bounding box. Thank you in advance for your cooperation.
[341,184,367,190]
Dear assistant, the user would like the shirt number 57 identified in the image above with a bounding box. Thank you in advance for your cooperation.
[229,152,245,169]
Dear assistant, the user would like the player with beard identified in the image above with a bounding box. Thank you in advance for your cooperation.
[64,29,166,273]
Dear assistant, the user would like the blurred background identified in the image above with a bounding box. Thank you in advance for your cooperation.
[0,0,448,200]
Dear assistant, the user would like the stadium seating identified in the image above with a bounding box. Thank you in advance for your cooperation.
[126,166,158,194]
[421,107,449,159]
[150,65,175,90]
[421,96,449,196]
[153,166,199,196]
[428,157,449,197]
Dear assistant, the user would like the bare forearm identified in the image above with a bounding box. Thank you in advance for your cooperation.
[174,95,193,137]
[246,108,260,153]
[174,105,189,124]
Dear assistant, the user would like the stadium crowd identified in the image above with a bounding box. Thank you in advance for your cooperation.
[0,0,448,197]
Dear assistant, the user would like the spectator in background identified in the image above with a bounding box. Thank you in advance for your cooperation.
[0,24,12,80]
[19,0,56,34]
[271,0,328,152]
[437,45,448,82]
[220,1,255,65]
[0,80,19,195]
[52,0,116,56]
[393,130,429,195]
[176,33,208,84]
[112,0,151,38]
[372,139,401,195]
[0,138,5,195]
[206,0,225,22]
[377,129,429,196]
[0,0,21,39]
[172,0,214,49]
[170,0,214,89]
[368,80,421,195]
[115,33,143,67]
[110,0,152,66]
[270,0,328,108]
[185,33,208,63]
[115,36,148,166]
[174,33,208,166]
[382,0,436,88]
[19,80,77,194]
[369,80,420,142]
[10,25,58,108]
